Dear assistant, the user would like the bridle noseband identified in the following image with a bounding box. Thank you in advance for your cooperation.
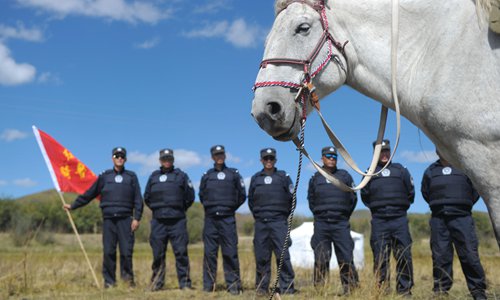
[253,0,348,115]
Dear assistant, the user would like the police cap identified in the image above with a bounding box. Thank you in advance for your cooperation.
[112,147,127,157]
[321,146,337,156]
[210,145,225,155]
[159,148,174,160]
[372,139,390,150]
[260,148,276,159]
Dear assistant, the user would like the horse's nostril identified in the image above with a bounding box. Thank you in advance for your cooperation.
[267,101,281,115]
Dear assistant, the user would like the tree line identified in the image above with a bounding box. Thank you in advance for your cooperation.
[0,190,496,249]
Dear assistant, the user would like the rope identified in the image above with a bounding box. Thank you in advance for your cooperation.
[268,94,308,300]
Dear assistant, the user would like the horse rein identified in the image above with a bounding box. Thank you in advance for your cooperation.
[252,0,402,192]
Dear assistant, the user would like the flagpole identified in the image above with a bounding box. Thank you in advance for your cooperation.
[32,126,101,289]
[58,192,101,289]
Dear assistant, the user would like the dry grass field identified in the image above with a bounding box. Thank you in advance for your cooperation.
[0,233,499,300]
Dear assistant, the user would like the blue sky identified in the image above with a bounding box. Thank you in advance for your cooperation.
[0,0,488,216]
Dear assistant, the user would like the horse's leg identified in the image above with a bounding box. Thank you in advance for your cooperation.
[483,193,500,250]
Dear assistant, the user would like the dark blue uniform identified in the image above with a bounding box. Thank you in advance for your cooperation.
[421,160,486,299]
[248,168,296,294]
[361,163,414,294]
[144,166,195,290]
[199,163,246,293]
[308,168,359,292]
[71,167,143,287]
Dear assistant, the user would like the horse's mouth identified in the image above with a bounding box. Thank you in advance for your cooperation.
[272,110,299,141]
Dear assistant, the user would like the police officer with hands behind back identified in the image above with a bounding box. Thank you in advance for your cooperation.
[360,140,414,296]
[421,150,487,300]
[308,146,359,295]
[63,147,143,288]
[199,145,246,295]
[248,148,297,296]
[144,148,195,291]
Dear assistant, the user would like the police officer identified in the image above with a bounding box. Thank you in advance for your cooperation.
[248,148,297,296]
[63,147,143,288]
[199,145,246,294]
[360,140,414,296]
[144,149,195,291]
[308,146,359,294]
[421,150,487,300]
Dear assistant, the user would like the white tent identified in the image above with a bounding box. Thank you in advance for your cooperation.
[289,222,364,269]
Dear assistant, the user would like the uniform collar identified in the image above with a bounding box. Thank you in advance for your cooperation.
[160,166,175,173]
[321,166,337,173]
[213,163,227,171]
[260,167,277,175]
[113,166,125,174]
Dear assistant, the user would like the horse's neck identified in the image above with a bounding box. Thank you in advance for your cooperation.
[331,0,500,127]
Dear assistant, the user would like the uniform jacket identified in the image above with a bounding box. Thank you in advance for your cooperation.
[361,162,414,218]
[199,163,246,217]
[308,167,357,221]
[144,166,195,219]
[72,167,143,220]
[248,168,293,220]
[421,160,479,216]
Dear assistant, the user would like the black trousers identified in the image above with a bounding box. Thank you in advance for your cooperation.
[202,215,241,291]
[311,219,358,290]
[253,218,296,293]
[430,215,486,298]
[149,218,191,290]
[102,217,135,286]
[370,215,413,293]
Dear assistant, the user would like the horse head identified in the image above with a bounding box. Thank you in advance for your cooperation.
[251,0,348,141]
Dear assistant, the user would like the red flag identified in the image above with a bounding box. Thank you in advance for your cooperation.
[33,126,96,194]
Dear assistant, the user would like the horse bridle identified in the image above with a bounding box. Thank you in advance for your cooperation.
[251,0,402,193]
[253,0,348,113]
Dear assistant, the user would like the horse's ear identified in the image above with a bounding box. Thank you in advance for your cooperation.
[274,0,288,16]
[490,0,500,34]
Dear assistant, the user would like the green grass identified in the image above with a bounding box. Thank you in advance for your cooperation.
[0,233,499,299]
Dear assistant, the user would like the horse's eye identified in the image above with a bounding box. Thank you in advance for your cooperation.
[295,23,310,34]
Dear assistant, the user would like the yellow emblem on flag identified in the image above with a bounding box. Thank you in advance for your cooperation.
[76,162,87,179]
[60,165,71,179]
[63,149,74,161]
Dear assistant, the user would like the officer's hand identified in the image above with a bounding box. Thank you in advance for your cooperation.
[131,219,140,232]
[63,204,71,211]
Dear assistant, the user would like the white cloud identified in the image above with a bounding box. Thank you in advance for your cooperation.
[193,0,231,14]
[128,149,203,175]
[0,22,44,42]
[183,18,266,48]
[225,152,241,164]
[0,180,7,186]
[400,150,438,164]
[135,37,160,49]
[16,0,171,24]
[0,42,36,86]
[13,178,38,187]
[37,71,62,84]
[0,128,28,142]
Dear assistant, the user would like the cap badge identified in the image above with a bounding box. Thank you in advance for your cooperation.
[216,146,222,151]
[266,149,272,153]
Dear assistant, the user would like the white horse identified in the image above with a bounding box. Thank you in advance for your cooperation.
[251,0,500,247]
